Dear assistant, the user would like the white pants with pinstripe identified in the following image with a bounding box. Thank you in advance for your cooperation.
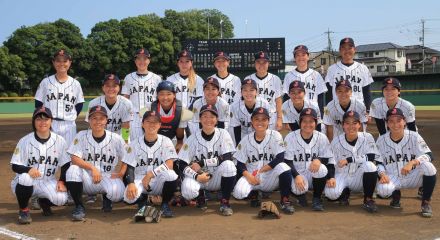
[233,163,290,200]
[376,161,437,198]
[325,161,377,200]
[182,160,236,200]
[52,120,76,145]
[124,170,178,204]
[11,173,68,206]
[66,165,125,202]
[291,164,328,195]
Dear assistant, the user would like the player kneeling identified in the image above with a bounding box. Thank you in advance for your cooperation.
[123,110,179,218]
[376,108,437,217]
[66,106,128,221]
[178,104,237,216]
[233,107,295,214]
[11,107,70,224]
[325,111,380,213]
[284,108,335,211]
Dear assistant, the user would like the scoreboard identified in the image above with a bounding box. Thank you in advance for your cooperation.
[183,38,285,72]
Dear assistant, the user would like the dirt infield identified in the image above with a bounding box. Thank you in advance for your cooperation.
[0,111,439,240]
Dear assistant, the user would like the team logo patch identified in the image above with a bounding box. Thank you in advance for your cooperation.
[193,108,198,113]
[230,112,233,118]
[324,108,329,115]
[183,144,189,150]
[237,144,241,150]
[14,147,19,155]
[127,147,132,153]
[73,139,79,145]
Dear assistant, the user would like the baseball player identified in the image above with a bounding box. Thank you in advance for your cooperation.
[325,38,373,111]
[376,108,436,218]
[10,107,70,224]
[166,50,204,109]
[283,45,327,114]
[370,77,416,135]
[86,74,134,140]
[230,79,273,145]
[284,108,335,211]
[210,51,242,104]
[323,79,367,141]
[177,104,237,216]
[233,107,295,214]
[324,111,380,213]
[122,48,162,141]
[34,49,85,145]
[65,106,128,221]
[244,51,283,130]
[189,77,230,134]
[123,110,179,217]
[282,80,322,132]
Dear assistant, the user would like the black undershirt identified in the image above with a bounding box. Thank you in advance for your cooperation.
[144,137,158,147]
[34,133,50,144]
[105,101,115,110]
[93,131,106,143]
[341,62,354,67]
[301,134,313,144]
[180,74,188,79]
[256,73,268,80]
[136,73,148,77]
[391,137,403,144]
[254,134,264,144]
[340,101,351,112]
[201,130,215,141]
[245,103,256,114]
[296,68,309,74]
[216,73,230,79]
[345,136,358,146]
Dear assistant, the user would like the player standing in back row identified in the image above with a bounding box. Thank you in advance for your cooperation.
[325,38,373,112]
[209,51,242,104]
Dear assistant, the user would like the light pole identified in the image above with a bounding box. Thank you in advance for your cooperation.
[207,14,210,39]
[245,19,248,38]
[220,19,223,39]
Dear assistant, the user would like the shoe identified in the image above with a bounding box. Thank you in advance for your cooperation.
[38,198,53,216]
[102,195,112,212]
[85,195,97,204]
[196,190,207,210]
[30,197,41,210]
[280,197,295,214]
[339,188,350,206]
[18,209,32,224]
[249,190,261,208]
[297,194,308,207]
[134,206,146,222]
[161,203,174,218]
[262,192,271,199]
[137,194,149,210]
[66,193,74,206]
[312,197,324,211]
[72,205,86,221]
[421,201,433,218]
[219,199,233,216]
[389,190,401,209]
[362,199,378,213]
[171,194,187,207]
[417,187,423,199]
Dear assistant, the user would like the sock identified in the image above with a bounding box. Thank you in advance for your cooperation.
[278,171,292,199]
[312,177,327,199]
[66,181,84,207]
[162,180,178,204]
[221,176,236,201]
[422,175,437,201]
[363,172,377,201]
[15,184,33,209]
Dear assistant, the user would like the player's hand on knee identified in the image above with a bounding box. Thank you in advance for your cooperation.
[378,172,390,184]
[295,175,306,191]
[326,178,336,188]
[28,167,41,178]
[401,162,414,176]
[126,183,137,200]
[196,172,211,183]
[338,159,348,168]
[91,167,102,183]
[244,173,260,186]
[190,162,202,173]
[57,181,67,192]
[142,175,151,189]
[111,172,123,179]
[309,159,321,173]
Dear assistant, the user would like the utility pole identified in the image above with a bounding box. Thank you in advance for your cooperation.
[207,15,210,39]
[220,19,224,39]
[421,19,426,73]
[324,28,334,74]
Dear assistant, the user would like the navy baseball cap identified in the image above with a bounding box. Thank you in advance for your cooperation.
[335,79,352,89]
[343,110,361,122]
[203,77,220,89]
[241,78,258,90]
[102,74,120,85]
[213,51,230,61]
[134,48,151,58]
[199,104,218,117]
[254,51,270,61]
[299,108,318,120]
[177,50,193,60]
[382,77,401,90]
[251,107,270,119]
[293,45,309,55]
[142,110,161,122]
[289,80,305,92]
[340,37,355,48]
[88,105,108,118]
[53,49,72,60]
[156,81,176,93]
[33,106,53,119]
[386,108,405,120]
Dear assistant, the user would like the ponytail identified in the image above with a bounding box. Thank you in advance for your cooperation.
[188,65,196,92]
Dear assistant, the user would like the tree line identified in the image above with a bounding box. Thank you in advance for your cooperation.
[0,9,233,95]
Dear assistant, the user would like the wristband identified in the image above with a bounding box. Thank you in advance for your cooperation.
[204,157,218,167]
[152,163,169,177]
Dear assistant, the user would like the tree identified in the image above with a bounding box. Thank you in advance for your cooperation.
[0,46,26,92]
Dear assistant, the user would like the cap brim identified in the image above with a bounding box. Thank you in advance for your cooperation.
[213,56,230,62]
[199,109,218,117]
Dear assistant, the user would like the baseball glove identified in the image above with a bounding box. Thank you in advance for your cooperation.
[258,201,281,219]
[134,205,162,223]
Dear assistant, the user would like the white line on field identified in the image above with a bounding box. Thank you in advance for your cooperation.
[0,226,37,240]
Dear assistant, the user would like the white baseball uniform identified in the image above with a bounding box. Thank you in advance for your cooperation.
[66,130,127,202]
[324,132,380,200]
[325,61,374,103]
[284,130,333,195]
[282,99,322,126]
[376,130,437,197]
[34,75,85,144]
[210,73,242,104]
[370,97,416,130]
[244,73,282,114]
[323,99,368,137]
[189,96,230,134]
[232,130,290,199]
[165,73,204,109]
[85,95,134,134]
[10,132,70,206]
[283,68,327,102]
[178,128,236,200]
[123,135,178,204]
[121,71,162,140]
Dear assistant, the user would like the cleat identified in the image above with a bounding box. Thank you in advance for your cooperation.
[102,195,112,212]
[219,199,233,216]
[417,187,423,199]
[280,197,295,214]
[296,194,308,207]
[72,205,86,221]
[171,194,187,207]
[30,197,41,210]
[85,195,97,204]
[338,188,350,206]
[38,198,53,216]
[421,201,433,218]
[362,199,378,213]
[134,206,146,222]
[249,190,261,208]
[66,194,74,206]
[18,209,32,224]
[161,203,174,218]
[389,190,401,209]
[196,190,207,210]
[312,197,324,211]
